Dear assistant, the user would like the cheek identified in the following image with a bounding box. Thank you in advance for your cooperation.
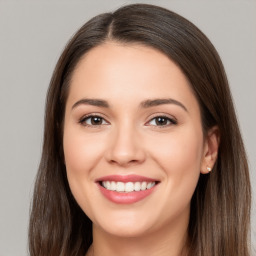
[63,128,106,176]
[150,127,203,171]
[63,126,107,212]
[148,125,203,205]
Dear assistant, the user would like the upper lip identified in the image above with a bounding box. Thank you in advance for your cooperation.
[95,174,159,183]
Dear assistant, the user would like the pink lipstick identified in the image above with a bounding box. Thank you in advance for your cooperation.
[96,175,159,204]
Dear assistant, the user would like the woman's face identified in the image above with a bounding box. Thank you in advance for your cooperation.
[63,42,213,238]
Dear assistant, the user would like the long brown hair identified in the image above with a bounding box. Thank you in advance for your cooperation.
[29,4,251,256]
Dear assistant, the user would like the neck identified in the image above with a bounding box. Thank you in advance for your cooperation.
[88,217,189,256]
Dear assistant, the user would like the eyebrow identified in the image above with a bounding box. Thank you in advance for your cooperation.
[72,98,109,109]
[140,98,188,112]
[72,98,188,112]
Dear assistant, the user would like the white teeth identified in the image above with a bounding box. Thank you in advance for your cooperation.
[101,181,156,192]
[141,181,147,191]
[106,181,111,189]
[102,181,107,188]
[134,182,141,191]
[147,182,155,189]
[116,182,125,192]
[110,181,116,191]
[125,182,134,192]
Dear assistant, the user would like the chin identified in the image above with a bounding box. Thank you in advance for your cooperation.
[97,221,153,238]
[92,209,158,238]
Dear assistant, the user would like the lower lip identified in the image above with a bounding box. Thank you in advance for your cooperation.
[97,183,157,204]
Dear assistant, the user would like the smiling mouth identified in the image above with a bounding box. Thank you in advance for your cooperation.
[100,181,157,193]
[96,175,160,204]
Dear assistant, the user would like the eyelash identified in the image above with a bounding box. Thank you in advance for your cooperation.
[146,114,177,127]
[79,114,108,127]
[79,114,177,128]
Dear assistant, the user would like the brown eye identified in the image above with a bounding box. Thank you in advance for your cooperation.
[155,117,168,126]
[90,116,103,125]
[148,116,177,126]
[80,115,108,126]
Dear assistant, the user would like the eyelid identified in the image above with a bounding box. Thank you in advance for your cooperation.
[145,113,177,127]
[78,112,177,127]
[78,113,110,127]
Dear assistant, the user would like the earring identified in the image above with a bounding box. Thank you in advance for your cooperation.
[207,167,211,172]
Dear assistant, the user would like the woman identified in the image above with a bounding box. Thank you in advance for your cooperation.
[29,4,251,256]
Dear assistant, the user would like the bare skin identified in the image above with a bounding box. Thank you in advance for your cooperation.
[63,42,219,256]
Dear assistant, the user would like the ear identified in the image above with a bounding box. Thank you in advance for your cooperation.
[200,126,220,174]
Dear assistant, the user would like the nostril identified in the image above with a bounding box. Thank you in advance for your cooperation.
[109,158,141,167]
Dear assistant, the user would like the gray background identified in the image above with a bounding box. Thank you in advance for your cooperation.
[0,0,255,255]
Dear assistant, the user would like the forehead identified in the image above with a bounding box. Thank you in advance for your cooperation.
[72,42,181,80]
[67,42,199,112]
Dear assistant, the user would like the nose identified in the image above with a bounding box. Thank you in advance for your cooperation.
[105,124,146,167]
